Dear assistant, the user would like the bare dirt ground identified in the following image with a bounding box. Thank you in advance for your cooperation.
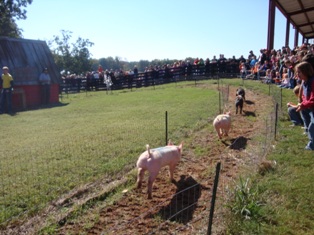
[3,85,273,235]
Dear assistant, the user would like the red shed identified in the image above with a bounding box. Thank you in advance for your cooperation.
[0,37,61,111]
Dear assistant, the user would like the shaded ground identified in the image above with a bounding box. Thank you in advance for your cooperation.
[3,84,273,235]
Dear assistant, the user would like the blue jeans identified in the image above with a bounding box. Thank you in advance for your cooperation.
[300,109,314,150]
[0,88,12,113]
[288,106,303,126]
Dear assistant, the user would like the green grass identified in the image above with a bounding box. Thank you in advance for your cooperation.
[224,80,314,235]
[0,81,219,225]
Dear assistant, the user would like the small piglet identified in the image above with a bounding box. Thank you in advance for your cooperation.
[235,95,244,114]
[136,141,183,199]
[213,111,231,139]
[236,87,246,100]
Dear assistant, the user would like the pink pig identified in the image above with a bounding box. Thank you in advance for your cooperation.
[213,111,231,139]
[136,140,183,199]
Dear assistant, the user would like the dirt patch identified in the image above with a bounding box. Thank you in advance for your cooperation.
[2,85,273,235]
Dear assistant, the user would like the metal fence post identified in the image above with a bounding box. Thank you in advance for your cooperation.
[275,103,278,140]
[165,111,168,145]
[218,78,222,114]
[207,162,221,235]
[280,87,283,109]
[268,83,271,96]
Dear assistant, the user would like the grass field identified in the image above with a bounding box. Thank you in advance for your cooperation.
[1,78,313,235]
[0,81,220,225]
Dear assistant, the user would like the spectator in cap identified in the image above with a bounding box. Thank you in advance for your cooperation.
[0,66,14,114]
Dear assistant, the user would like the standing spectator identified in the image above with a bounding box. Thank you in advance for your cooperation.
[85,71,93,91]
[295,61,314,150]
[218,54,226,74]
[193,57,200,75]
[186,60,193,80]
[238,55,246,63]
[258,49,267,65]
[0,66,14,114]
[204,58,210,76]
[250,55,257,69]
[39,67,51,105]
[98,65,103,73]
[133,65,138,78]
[248,50,256,61]
[164,64,171,83]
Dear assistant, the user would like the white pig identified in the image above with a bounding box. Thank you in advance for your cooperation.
[213,111,231,139]
[136,140,183,199]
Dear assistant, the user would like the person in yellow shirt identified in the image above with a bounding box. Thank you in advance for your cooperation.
[0,66,14,114]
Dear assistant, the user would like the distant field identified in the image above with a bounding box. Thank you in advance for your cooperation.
[0,80,220,224]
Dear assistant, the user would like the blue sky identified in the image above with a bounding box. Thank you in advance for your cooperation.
[17,0,303,62]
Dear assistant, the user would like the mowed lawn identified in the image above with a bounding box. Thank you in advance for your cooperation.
[0,81,219,224]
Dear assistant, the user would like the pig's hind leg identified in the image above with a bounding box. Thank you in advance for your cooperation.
[147,171,159,199]
[137,168,145,189]
[215,125,222,139]
[224,124,231,136]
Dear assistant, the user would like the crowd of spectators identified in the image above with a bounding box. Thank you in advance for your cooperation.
[59,43,314,150]
[60,43,314,92]
[241,43,314,90]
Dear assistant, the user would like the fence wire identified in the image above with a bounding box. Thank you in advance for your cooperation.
[1,78,282,234]
[97,79,280,235]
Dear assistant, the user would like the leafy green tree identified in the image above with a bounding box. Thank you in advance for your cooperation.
[48,30,94,74]
[0,0,33,37]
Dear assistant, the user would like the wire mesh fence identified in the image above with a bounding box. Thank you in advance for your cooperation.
[0,78,283,234]
[98,79,281,234]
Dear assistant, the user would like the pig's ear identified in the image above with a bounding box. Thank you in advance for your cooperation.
[168,139,173,145]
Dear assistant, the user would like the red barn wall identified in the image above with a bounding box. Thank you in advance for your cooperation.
[12,84,59,111]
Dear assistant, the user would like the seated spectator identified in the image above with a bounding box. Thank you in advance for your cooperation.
[278,67,290,87]
[261,69,272,84]
[274,71,281,84]
[258,59,271,77]
[239,62,247,78]
[246,61,260,79]
[284,59,296,89]
[287,85,304,127]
